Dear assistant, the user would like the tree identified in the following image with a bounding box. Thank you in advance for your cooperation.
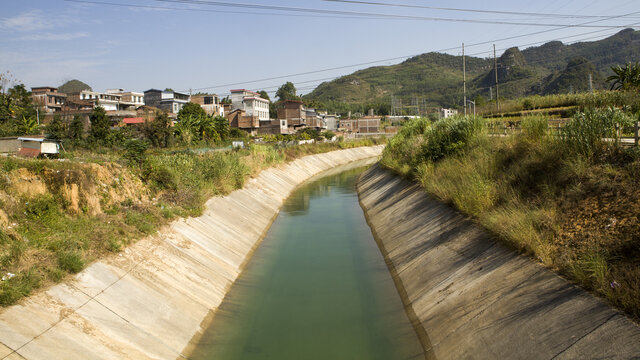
[177,102,206,122]
[276,82,298,101]
[89,106,111,143]
[258,90,270,101]
[607,62,640,91]
[68,115,84,140]
[144,111,172,147]
[213,115,230,140]
[45,114,65,140]
[17,115,39,135]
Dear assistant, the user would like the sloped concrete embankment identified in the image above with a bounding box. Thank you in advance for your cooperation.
[0,145,383,360]
[357,165,640,360]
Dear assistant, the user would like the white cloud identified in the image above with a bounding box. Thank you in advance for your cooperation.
[0,10,53,32]
[19,32,90,41]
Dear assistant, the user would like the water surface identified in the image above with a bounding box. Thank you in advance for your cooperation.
[189,162,423,360]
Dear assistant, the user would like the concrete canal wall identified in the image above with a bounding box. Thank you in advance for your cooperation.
[357,165,640,360]
[0,145,383,360]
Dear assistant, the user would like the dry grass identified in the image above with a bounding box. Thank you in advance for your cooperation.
[382,113,640,321]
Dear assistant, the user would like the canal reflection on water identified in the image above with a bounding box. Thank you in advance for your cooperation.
[188,161,423,360]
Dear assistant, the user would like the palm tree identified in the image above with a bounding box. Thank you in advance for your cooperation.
[606,62,640,91]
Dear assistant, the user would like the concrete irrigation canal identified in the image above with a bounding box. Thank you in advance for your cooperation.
[0,145,639,359]
[187,160,423,359]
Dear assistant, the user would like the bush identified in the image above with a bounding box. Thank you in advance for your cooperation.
[0,269,41,306]
[560,108,634,158]
[144,163,177,191]
[57,251,85,273]
[123,139,148,167]
[521,115,548,140]
[24,195,60,222]
[419,116,485,162]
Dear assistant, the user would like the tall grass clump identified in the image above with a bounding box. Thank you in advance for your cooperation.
[560,107,634,159]
[520,115,548,140]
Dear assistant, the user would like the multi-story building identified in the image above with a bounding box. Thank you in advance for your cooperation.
[143,89,190,114]
[305,108,326,129]
[230,89,270,121]
[226,109,260,135]
[107,89,145,108]
[69,89,140,112]
[31,87,67,113]
[277,100,306,129]
[324,115,338,131]
[191,94,224,117]
[340,116,381,134]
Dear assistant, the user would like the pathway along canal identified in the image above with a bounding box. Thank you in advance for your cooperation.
[187,160,423,360]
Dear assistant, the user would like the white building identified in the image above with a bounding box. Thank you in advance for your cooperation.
[440,108,458,118]
[230,89,270,121]
[107,89,145,108]
[76,89,143,111]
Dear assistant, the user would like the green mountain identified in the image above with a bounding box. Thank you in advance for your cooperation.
[59,79,92,94]
[303,29,640,112]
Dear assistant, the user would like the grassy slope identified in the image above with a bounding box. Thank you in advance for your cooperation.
[380,113,640,321]
[0,139,384,306]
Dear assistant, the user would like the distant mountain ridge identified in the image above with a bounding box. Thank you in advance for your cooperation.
[303,29,640,109]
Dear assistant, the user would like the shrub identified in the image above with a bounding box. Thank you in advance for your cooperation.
[418,116,485,162]
[521,115,548,140]
[0,269,41,306]
[24,195,60,222]
[560,108,634,158]
[57,251,85,273]
[123,139,148,167]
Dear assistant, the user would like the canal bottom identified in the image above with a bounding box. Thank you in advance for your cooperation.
[187,162,424,360]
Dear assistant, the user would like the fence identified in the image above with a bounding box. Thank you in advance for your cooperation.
[487,119,640,147]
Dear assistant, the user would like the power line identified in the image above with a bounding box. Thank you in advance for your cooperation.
[67,0,637,28]
[68,0,639,94]
[323,0,640,20]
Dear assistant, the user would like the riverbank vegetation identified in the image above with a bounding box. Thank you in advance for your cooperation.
[381,106,640,321]
[0,115,383,306]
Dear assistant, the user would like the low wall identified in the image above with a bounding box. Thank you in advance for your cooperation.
[357,165,640,360]
[0,145,383,360]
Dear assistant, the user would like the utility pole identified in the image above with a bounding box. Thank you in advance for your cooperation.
[589,73,594,93]
[463,43,467,116]
[494,44,500,112]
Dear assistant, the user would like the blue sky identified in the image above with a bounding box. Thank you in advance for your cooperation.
[1,0,638,97]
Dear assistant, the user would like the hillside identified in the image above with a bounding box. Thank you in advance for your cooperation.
[58,79,92,94]
[303,29,640,111]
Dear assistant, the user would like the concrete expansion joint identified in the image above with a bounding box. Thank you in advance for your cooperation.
[549,313,618,360]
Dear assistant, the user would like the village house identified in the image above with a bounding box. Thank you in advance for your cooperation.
[340,116,381,135]
[230,89,270,121]
[71,90,124,111]
[305,108,326,129]
[191,94,224,117]
[0,136,60,157]
[107,89,145,108]
[143,89,190,114]
[324,114,339,131]
[225,109,260,135]
[277,100,306,132]
[31,87,66,113]
[258,119,289,135]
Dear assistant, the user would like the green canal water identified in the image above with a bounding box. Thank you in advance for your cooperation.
[188,162,423,360]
